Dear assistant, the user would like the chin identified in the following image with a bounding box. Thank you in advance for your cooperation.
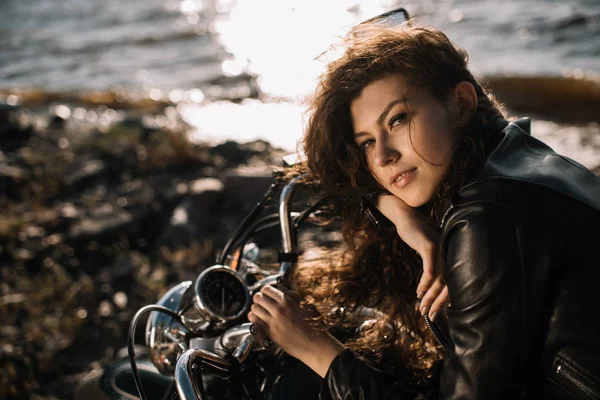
[403,198,427,208]
[394,189,433,209]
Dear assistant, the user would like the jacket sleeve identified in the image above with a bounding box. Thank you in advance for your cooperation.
[439,202,527,399]
[319,348,432,400]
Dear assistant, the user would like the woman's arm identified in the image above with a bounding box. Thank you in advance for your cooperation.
[439,202,527,399]
[375,195,449,320]
[249,285,433,400]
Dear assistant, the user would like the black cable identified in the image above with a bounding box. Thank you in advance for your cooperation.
[218,183,278,265]
[234,213,280,258]
[160,379,176,400]
[128,305,184,400]
[233,202,324,272]
[293,194,330,230]
[235,212,306,270]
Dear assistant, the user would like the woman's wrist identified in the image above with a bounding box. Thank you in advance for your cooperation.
[377,195,413,227]
[301,332,345,378]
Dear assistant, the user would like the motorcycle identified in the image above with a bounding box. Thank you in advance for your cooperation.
[104,167,367,400]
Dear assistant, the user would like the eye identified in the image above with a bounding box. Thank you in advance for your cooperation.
[359,138,375,151]
[388,112,407,129]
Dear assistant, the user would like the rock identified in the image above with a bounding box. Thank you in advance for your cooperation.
[157,178,224,250]
[0,163,30,201]
[63,159,108,192]
[0,103,34,153]
[48,115,66,130]
[114,179,154,209]
[222,166,274,213]
[68,210,133,243]
[112,254,134,281]
[146,173,187,207]
[212,140,254,167]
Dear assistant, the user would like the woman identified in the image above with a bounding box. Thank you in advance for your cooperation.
[248,16,600,400]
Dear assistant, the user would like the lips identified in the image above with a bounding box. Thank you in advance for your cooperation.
[390,168,416,189]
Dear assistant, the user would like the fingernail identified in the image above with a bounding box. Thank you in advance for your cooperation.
[429,312,437,321]
[420,306,429,316]
[417,291,424,299]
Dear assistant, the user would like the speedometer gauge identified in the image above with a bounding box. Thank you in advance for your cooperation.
[193,265,250,323]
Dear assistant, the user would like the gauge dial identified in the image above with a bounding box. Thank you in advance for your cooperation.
[194,265,249,322]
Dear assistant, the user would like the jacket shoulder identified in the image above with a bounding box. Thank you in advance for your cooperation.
[456,119,600,215]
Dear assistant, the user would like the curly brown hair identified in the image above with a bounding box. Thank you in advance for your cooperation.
[291,22,508,383]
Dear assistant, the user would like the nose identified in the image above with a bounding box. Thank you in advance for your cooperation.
[373,136,399,167]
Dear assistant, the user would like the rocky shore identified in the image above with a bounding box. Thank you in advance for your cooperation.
[0,99,291,399]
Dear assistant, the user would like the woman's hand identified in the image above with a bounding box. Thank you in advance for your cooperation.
[247,285,345,378]
[376,195,449,321]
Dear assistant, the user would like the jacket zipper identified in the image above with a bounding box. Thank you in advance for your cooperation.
[554,360,600,399]
[424,315,447,352]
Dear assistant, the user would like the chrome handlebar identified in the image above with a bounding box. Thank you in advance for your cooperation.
[277,174,303,279]
[176,326,256,400]
[175,348,229,400]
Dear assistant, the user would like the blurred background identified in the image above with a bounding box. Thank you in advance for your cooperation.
[1,0,599,398]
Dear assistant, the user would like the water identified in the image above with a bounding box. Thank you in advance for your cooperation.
[1,0,599,166]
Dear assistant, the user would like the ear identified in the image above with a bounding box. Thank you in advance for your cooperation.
[453,81,478,119]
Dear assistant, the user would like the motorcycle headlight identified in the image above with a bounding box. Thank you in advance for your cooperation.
[145,281,195,375]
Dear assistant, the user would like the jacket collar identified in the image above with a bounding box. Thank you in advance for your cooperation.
[463,117,600,214]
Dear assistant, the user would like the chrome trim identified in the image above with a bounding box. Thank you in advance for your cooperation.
[216,322,253,353]
[231,333,256,363]
[278,175,304,276]
[193,265,250,326]
[188,337,217,353]
[249,274,279,295]
[175,349,230,400]
[145,281,192,375]
[278,177,301,255]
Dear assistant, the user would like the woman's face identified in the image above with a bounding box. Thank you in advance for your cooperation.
[350,74,459,208]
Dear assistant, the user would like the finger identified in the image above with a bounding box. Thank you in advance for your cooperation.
[427,286,449,321]
[253,292,279,315]
[419,278,445,316]
[417,242,440,298]
[251,303,272,321]
[416,251,436,299]
[276,284,302,304]
[261,285,285,303]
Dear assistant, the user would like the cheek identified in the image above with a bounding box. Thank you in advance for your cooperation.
[411,117,454,165]
[367,163,387,186]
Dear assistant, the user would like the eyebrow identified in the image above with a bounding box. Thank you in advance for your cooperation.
[354,98,406,139]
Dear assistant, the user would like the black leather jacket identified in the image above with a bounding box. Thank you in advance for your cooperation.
[319,118,600,400]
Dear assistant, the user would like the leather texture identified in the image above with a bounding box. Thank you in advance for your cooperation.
[320,348,433,400]
[319,119,600,399]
